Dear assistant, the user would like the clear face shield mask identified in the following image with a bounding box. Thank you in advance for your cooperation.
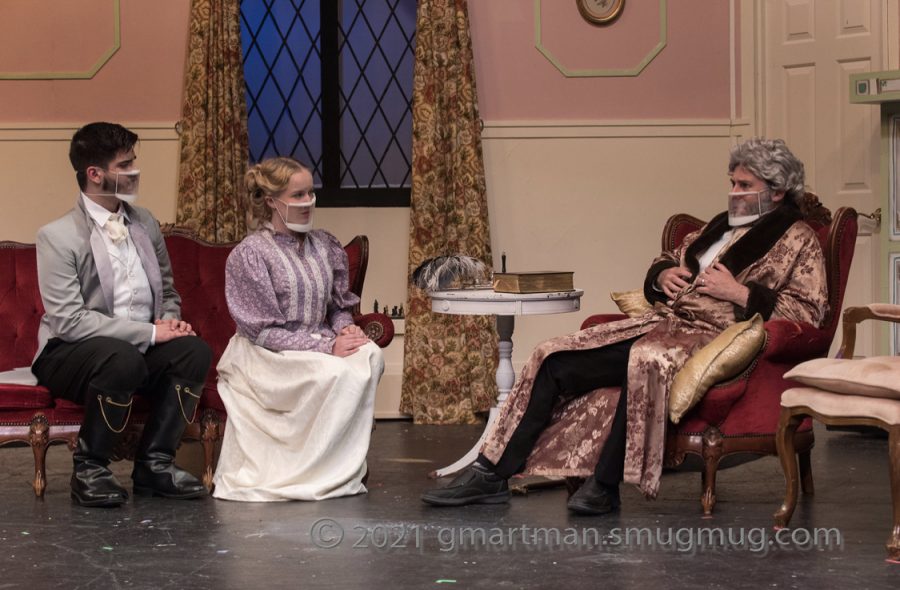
[85,168,141,204]
[727,188,775,227]
[273,194,316,233]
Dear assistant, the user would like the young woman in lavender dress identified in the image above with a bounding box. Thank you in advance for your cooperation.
[213,157,383,501]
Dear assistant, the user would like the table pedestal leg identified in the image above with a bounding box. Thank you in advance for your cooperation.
[430,315,515,479]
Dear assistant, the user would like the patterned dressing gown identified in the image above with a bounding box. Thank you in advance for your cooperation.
[480,206,828,499]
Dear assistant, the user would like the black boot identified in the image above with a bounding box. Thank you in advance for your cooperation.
[71,388,132,507]
[132,377,206,499]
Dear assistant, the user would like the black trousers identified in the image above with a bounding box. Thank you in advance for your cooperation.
[32,335,212,406]
[485,337,637,485]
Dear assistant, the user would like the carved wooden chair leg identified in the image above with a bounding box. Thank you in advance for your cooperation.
[700,459,720,516]
[774,409,803,528]
[700,427,724,515]
[28,414,50,498]
[887,426,900,563]
[799,449,815,495]
[200,409,221,492]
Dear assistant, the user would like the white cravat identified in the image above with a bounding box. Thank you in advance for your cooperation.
[106,213,128,244]
[697,229,736,272]
[81,195,154,323]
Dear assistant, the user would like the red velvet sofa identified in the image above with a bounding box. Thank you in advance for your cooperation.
[0,227,394,495]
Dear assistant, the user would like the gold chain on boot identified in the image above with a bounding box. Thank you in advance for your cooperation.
[97,394,133,433]
[176,384,201,424]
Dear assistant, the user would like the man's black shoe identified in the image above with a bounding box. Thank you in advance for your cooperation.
[421,464,510,507]
[567,478,620,515]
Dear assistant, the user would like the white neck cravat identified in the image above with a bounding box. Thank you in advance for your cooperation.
[697,229,739,272]
[106,213,128,245]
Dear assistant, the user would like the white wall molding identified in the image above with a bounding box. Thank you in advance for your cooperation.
[0,0,120,81]
[534,0,668,78]
[729,0,737,123]
[752,0,767,136]
[482,119,752,140]
[0,123,179,142]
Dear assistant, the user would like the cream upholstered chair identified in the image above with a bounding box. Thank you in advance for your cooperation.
[774,304,900,563]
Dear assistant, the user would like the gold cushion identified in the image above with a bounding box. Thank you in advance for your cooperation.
[668,314,766,424]
[610,289,653,317]
[784,357,900,401]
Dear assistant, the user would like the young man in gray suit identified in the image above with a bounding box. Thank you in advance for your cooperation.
[31,122,212,507]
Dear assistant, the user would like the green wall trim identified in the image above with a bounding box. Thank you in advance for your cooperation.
[849,69,900,105]
[0,0,120,80]
[534,0,667,78]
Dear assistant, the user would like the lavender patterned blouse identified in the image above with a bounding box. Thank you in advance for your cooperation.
[224,228,359,354]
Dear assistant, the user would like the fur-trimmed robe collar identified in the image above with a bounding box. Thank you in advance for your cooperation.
[684,205,804,277]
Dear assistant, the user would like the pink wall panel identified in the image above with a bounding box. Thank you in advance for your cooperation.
[0,0,190,122]
[0,1,734,124]
[0,0,115,72]
[468,0,734,121]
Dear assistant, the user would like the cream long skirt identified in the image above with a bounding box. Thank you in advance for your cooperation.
[212,335,384,502]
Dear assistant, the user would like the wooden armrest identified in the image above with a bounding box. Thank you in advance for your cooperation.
[848,303,900,323]
[837,304,900,359]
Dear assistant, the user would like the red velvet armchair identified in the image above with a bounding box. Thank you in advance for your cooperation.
[580,198,858,514]
[0,229,394,495]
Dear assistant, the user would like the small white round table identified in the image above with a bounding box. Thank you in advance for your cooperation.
[428,288,584,478]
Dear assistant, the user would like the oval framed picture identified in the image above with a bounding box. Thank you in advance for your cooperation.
[576,0,625,25]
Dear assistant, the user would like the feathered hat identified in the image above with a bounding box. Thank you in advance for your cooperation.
[411,255,491,291]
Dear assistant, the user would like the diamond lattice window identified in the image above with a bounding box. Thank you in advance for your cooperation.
[240,0,415,206]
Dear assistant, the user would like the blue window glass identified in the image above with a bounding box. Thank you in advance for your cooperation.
[240,0,415,206]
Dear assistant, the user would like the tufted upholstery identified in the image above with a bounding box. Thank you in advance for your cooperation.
[0,244,44,370]
[0,229,394,496]
[164,232,238,415]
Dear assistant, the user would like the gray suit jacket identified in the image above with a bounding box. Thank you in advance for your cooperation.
[34,196,182,361]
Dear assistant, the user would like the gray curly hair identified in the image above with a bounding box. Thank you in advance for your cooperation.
[728,138,805,206]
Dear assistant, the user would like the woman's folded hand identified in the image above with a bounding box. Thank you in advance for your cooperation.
[332,332,369,357]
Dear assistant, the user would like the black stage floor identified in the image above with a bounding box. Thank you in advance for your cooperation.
[0,421,896,589]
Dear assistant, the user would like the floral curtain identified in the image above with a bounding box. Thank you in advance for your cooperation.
[176,0,249,243]
[400,0,498,424]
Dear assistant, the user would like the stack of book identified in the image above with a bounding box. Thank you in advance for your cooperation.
[492,271,574,294]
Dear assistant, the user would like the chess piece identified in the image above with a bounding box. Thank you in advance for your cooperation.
[383,306,388,315]
[398,305,404,318]
[391,306,398,318]
[374,299,379,314]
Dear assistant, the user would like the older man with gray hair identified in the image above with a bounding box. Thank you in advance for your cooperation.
[423,138,828,514]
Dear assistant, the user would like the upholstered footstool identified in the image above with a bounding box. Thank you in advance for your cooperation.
[773,356,900,563]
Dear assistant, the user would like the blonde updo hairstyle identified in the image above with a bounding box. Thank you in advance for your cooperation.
[245,156,311,229]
